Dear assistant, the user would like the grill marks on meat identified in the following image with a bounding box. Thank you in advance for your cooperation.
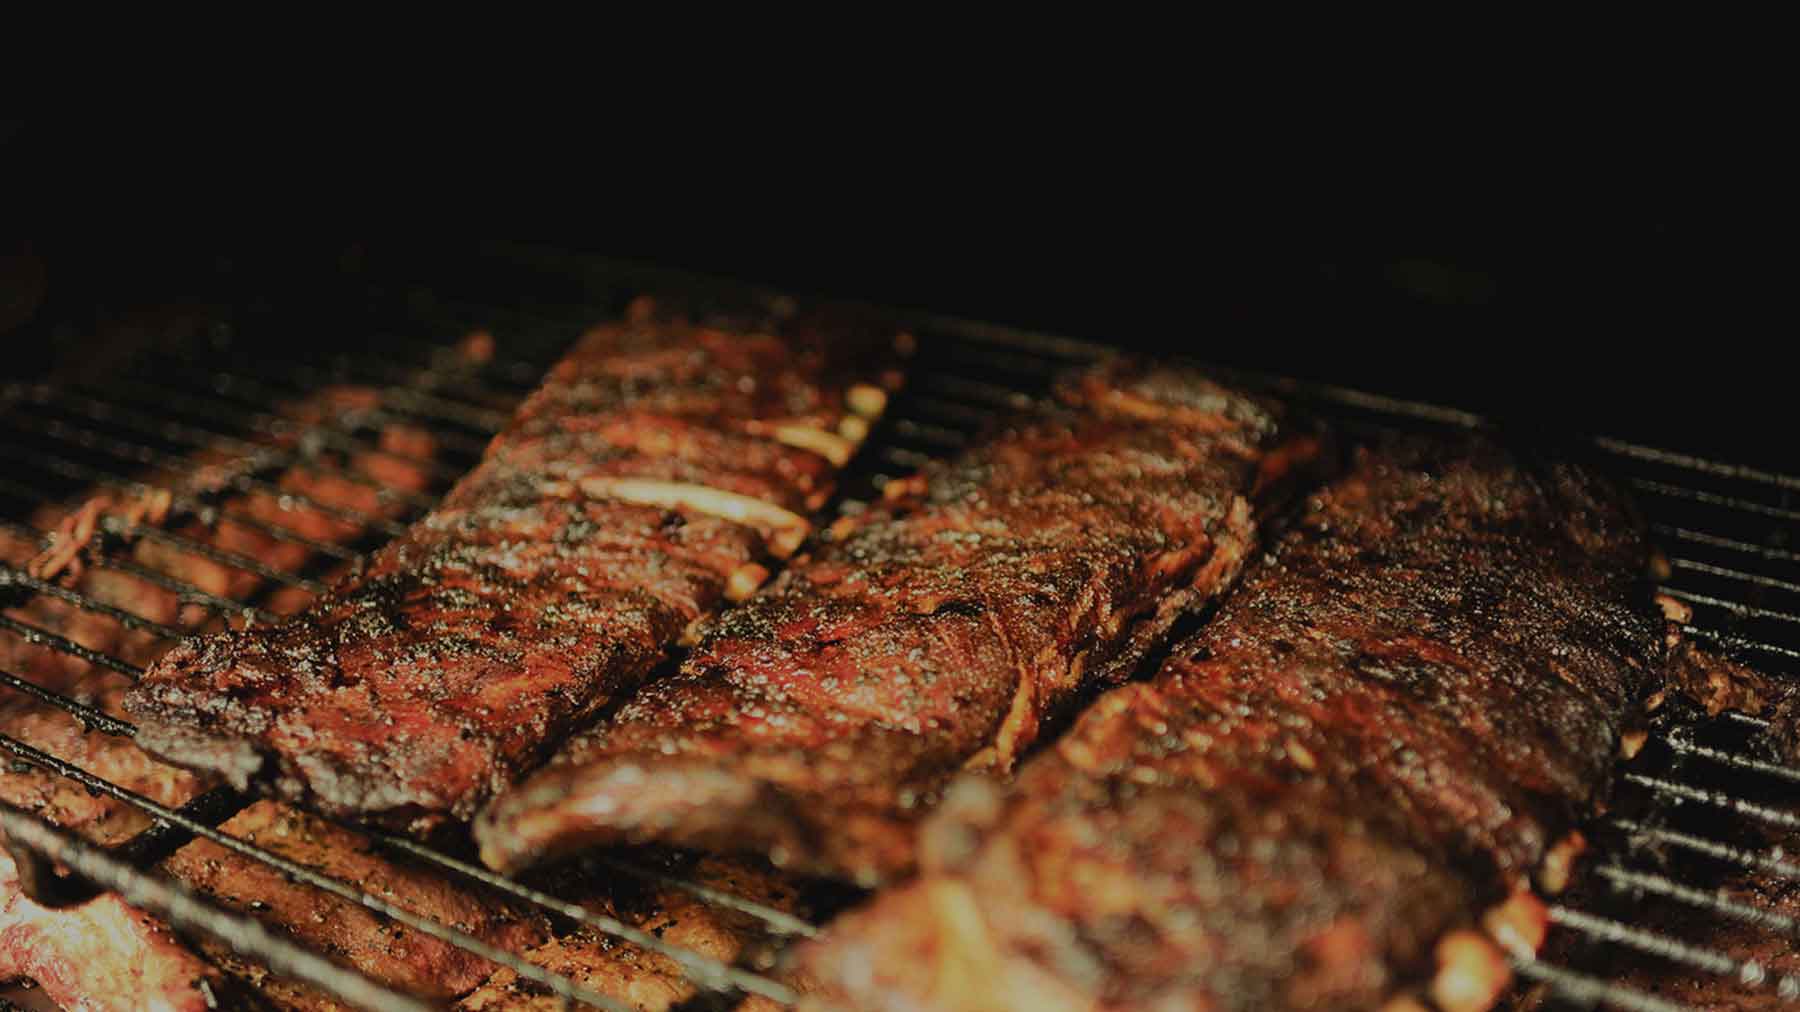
[476,361,1313,884]
[126,302,903,832]
[798,437,1667,1011]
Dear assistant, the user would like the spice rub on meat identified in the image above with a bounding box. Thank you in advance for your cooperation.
[477,360,1319,884]
[124,299,906,834]
[798,436,1668,1011]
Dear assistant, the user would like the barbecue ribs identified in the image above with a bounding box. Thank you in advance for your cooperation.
[125,299,904,832]
[476,360,1320,884]
[3,383,446,1010]
[798,436,1668,1011]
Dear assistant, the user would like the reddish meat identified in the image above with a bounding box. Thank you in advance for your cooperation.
[125,300,905,834]
[799,436,1667,1011]
[477,361,1319,884]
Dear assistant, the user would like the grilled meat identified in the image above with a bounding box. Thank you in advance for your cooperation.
[1,680,221,1012]
[162,800,549,1005]
[2,385,445,1011]
[126,300,903,833]
[459,855,808,1012]
[798,436,1667,1011]
[477,361,1317,884]
[1,844,225,1012]
[1508,645,1800,1012]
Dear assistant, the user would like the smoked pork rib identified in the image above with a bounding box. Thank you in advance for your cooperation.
[476,361,1316,884]
[124,300,903,833]
[798,437,1668,1012]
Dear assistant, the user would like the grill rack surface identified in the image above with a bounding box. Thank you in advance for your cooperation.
[0,254,1796,1010]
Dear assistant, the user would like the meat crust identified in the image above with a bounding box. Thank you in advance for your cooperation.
[477,361,1315,884]
[798,436,1667,1011]
[125,302,903,832]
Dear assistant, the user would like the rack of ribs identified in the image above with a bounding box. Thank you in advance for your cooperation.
[123,298,906,834]
[476,361,1323,885]
[796,436,1669,1011]
[2,382,462,1010]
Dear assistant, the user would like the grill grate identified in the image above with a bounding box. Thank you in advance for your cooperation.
[2,254,1798,1010]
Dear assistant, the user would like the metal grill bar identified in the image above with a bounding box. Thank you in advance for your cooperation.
[0,565,187,641]
[1611,818,1800,883]
[139,358,496,457]
[0,615,144,679]
[0,732,641,1012]
[1653,524,1800,566]
[0,802,437,1012]
[1546,906,1742,983]
[0,518,273,622]
[0,444,362,564]
[1668,556,1800,596]
[93,375,472,481]
[0,652,803,1006]
[0,413,411,539]
[8,268,1800,1011]
[1621,772,1800,832]
[0,669,134,737]
[1657,732,1800,785]
[7,384,443,512]
[1,311,816,1010]
[1512,959,1696,1012]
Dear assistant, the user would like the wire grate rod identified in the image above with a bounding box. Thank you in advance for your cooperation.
[0,732,640,1012]
[0,801,437,1012]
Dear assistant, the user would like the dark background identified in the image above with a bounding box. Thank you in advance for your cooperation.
[2,228,1786,469]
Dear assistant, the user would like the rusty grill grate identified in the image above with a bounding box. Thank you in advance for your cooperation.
[2,250,1797,1010]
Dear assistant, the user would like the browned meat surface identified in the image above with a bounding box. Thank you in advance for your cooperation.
[799,436,1667,1011]
[2,384,446,1010]
[1506,645,1800,1011]
[127,300,904,834]
[1,679,209,847]
[459,855,808,1012]
[161,800,549,1005]
[476,361,1317,885]
[1,846,224,1012]
[1,676,218,1012]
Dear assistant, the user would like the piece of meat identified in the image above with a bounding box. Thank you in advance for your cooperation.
[1,679,220,1012]
[2,384,448,1009]
[3,383,441,695]
[476,360,1319,884]
[160,799,550,1005]
[0,845,224,1012]
[798,436,1668,1011]
[458,855,810,1012]
[126,300,905,834]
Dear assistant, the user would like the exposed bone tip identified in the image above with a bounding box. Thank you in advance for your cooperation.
[1619,729,1649,761]
[1483,890,1549,956]
[1537,831,1588,895]
[847,385,888,419]
[770,526,809,558]
[1654,593,1693,625]
[727,563,771,601]
[576,477,810,558]
[1431,930,1511,1012]
[770,425,854,467]
[838,415,871,443]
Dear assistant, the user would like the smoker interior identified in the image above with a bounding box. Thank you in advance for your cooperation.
[3,248,1799,1011]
